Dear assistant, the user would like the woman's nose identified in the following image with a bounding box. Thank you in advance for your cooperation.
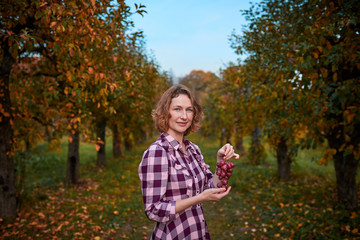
[180,110,188,119]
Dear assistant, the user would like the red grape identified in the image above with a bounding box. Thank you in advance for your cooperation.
[226,162,232,169]
[216,159,236,188]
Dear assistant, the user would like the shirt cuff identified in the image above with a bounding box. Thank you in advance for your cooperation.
[209,178,216,189]
[168,200,176,221]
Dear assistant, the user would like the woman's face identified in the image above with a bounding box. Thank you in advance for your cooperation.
[167,94,194,138]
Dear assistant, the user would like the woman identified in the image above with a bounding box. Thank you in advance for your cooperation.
[138,84,239,240]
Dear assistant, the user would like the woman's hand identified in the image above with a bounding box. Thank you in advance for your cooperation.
[199,187,231,202]
[217,143,240,162]
[175,187,231,213]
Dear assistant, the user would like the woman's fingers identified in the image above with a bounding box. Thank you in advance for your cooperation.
[224,144,238,160]
[213,186,231,196]
[224,144,233,156]
[218,143,240,161]
[216,186,231,199]
[202,187,231,201]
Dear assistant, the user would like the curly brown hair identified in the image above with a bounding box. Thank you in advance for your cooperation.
[152,84,203,136]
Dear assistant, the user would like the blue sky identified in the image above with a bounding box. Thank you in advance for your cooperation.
[126,0,258,79]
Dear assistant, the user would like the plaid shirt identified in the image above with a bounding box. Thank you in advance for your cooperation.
[139,132,215,240]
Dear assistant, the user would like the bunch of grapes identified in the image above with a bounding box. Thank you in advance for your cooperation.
[215,160,235,188]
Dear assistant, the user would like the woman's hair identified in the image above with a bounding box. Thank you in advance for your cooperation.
[152,84,203,136]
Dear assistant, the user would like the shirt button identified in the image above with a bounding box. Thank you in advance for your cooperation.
[194,176,197,178]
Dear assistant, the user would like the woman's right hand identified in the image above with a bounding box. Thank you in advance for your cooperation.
[199,187,231,202]
[217,143,239,162]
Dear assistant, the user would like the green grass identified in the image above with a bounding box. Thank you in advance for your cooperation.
[2,134,359,239]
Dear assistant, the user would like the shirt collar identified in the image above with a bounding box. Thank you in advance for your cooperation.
[160,132,197,154]
[161,132,181,151]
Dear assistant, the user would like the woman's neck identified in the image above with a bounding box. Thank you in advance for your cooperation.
[167,131,184,145]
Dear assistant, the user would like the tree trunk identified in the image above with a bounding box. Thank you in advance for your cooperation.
[0,44,16,220]
[123,121,133,151]
[327,121,359,210]
[97,118,106,168]
[124,134,132,151]
[249,126,263,165]
[66,129,80,186]
[225,128,232,145]
[138,128,147,144]
[45,126,52,143]
[235,127,245,157]
[333,151,359,210]
[112,123,123,158]
[219,128,225,147]
[276,137,291,181]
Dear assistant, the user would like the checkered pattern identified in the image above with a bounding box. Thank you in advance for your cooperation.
[139,132,215,240]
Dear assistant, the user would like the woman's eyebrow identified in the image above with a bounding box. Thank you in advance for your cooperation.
[173,105,193,108]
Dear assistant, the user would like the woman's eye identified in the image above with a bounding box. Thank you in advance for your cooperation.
[174,108,180,111]
[187,109,193,112]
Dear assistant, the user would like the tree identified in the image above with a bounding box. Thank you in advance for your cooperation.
[0,0,145,219]
[179,70,230,144]
[179,70,219,105]
[221,64,267,164]
[106,37,170,154]
[0,0,57,220]
[294,0,360,210]
[231,0,360,209]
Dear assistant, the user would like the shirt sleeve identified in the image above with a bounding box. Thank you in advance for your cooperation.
[138,144,176,223]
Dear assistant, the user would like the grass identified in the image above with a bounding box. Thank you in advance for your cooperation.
[1,133,359,239]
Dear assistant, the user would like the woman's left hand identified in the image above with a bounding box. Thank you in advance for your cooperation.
[217,143,240,162]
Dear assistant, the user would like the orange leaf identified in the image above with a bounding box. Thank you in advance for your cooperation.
[95,144,100,151]
[38,212,46,219]
[326,40,332,50]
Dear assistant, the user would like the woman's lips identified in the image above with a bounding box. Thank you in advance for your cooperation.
[177,122,187,126]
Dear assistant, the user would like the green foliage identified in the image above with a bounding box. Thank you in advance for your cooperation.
[14,150,64,195]
[14,141,97,194]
